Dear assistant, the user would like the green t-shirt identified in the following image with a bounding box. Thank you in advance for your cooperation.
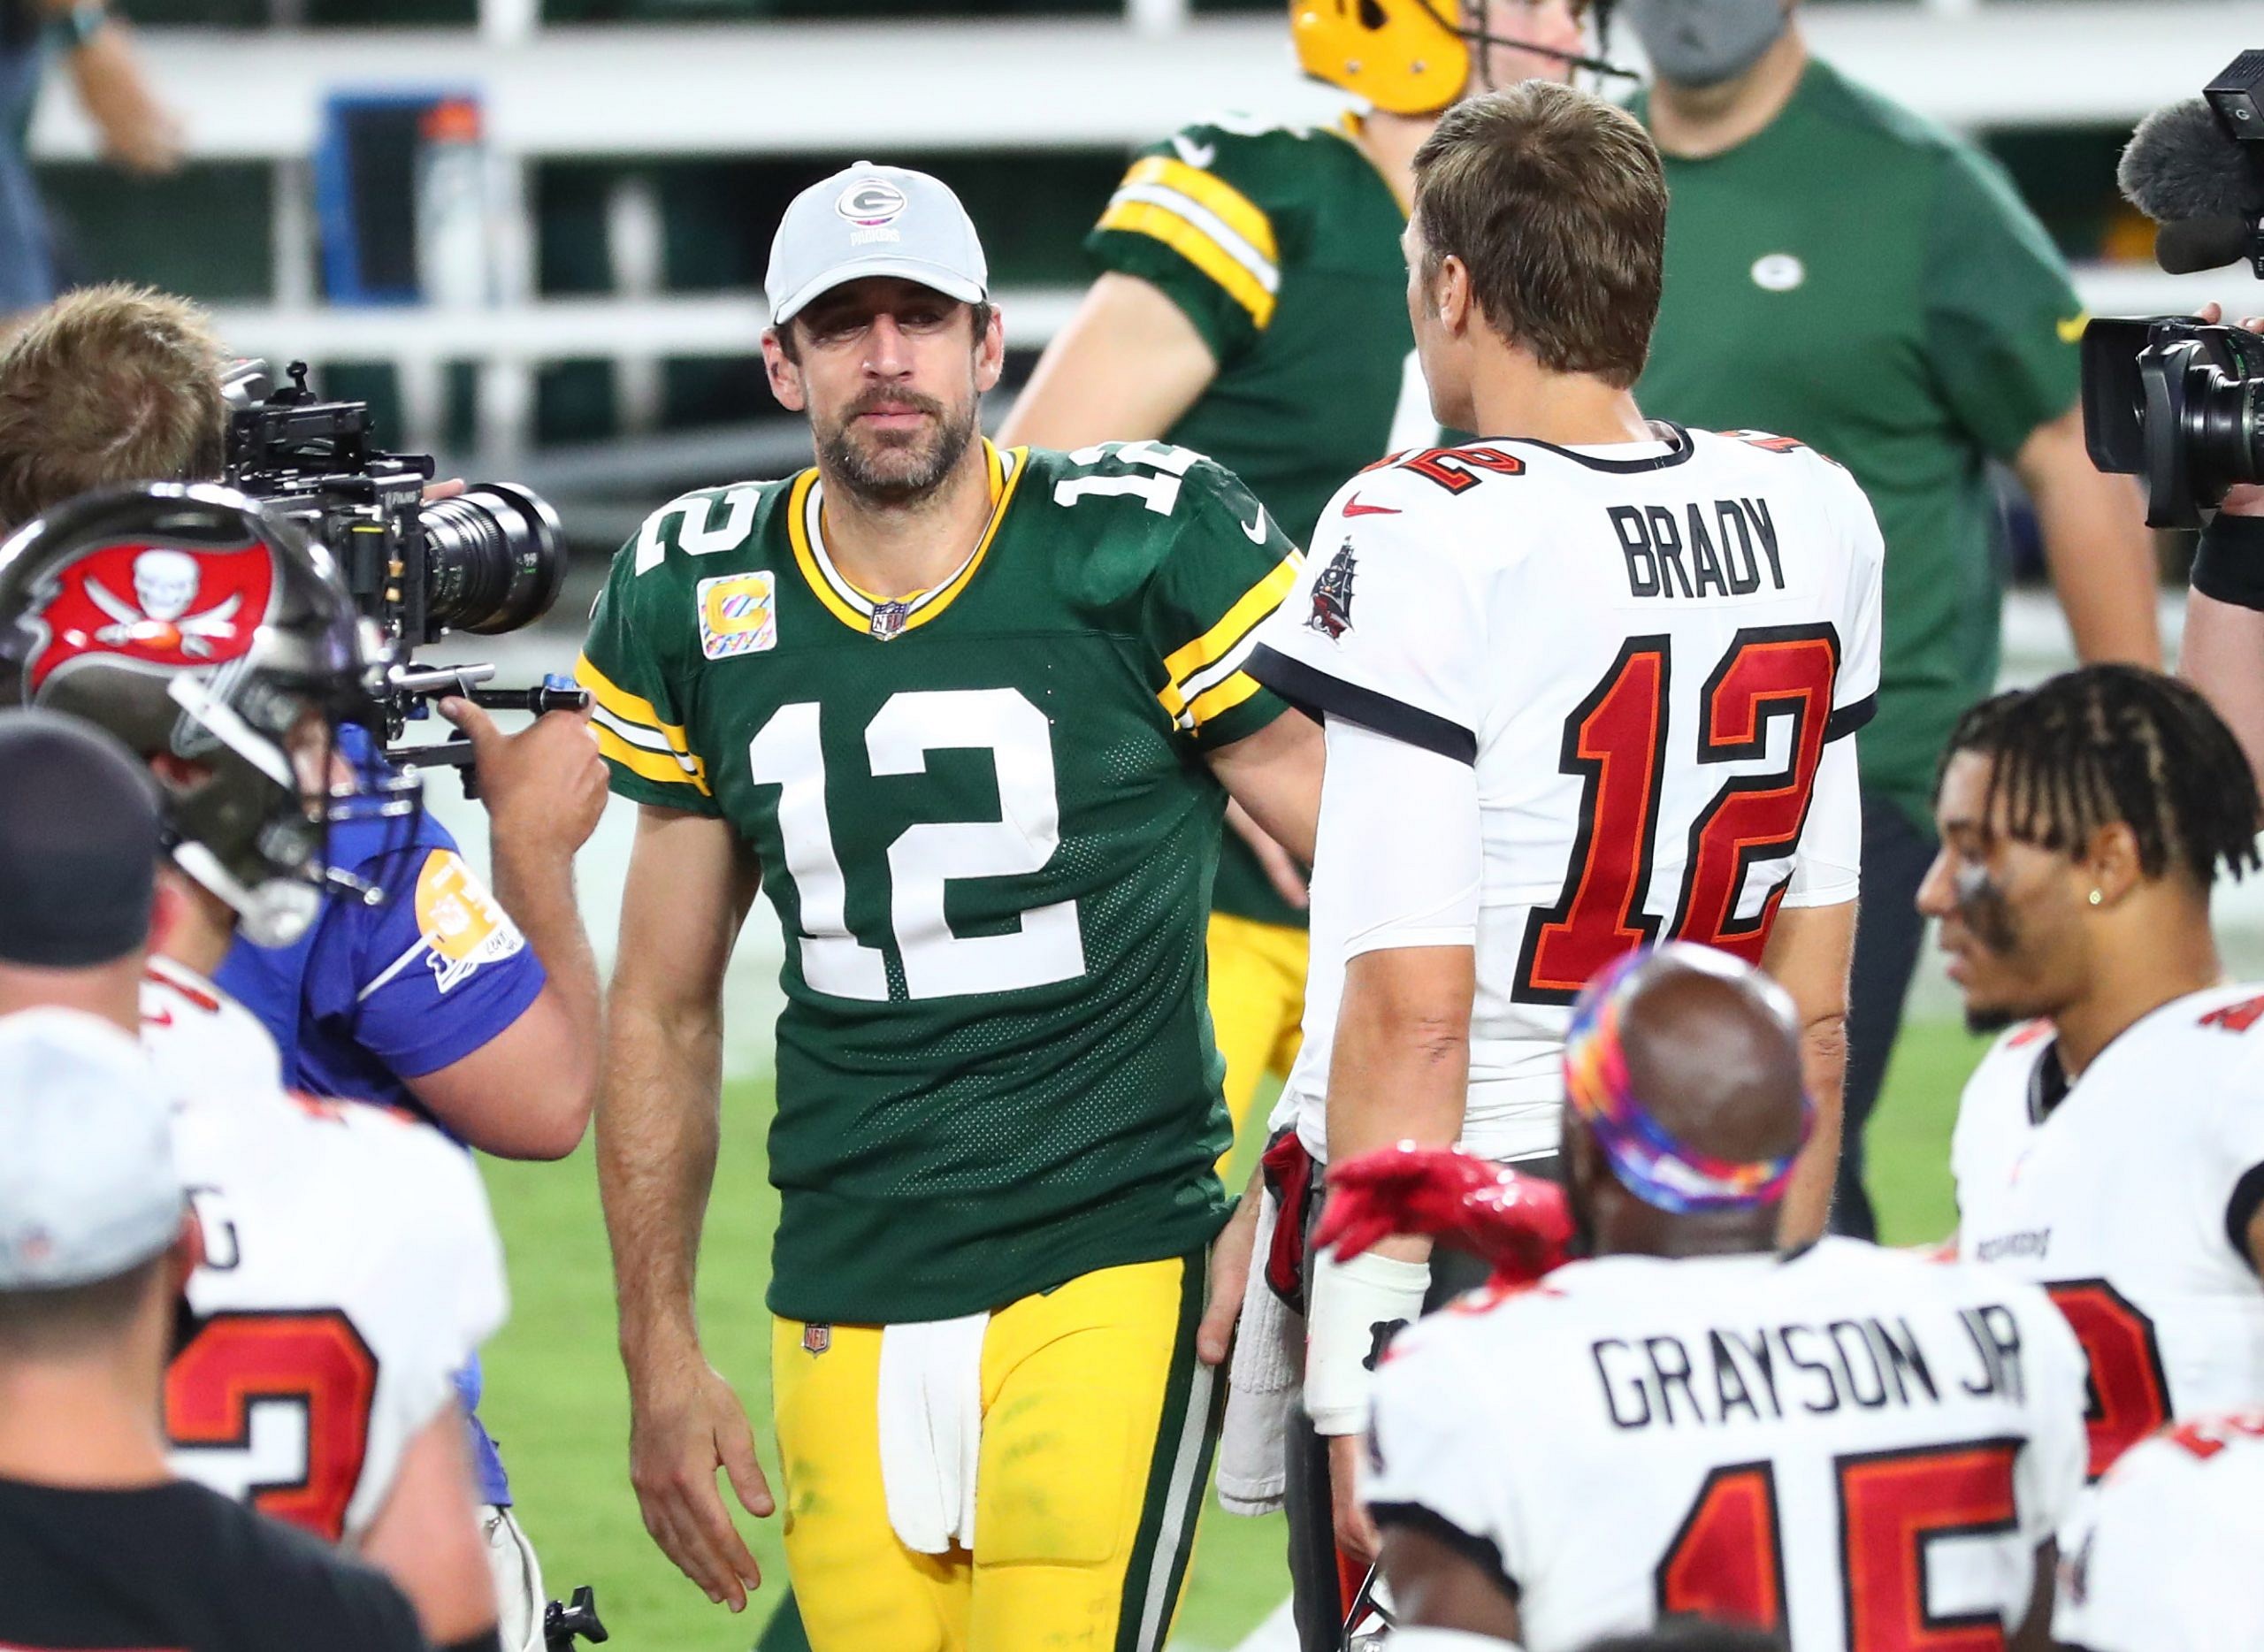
[1634,60,2084,828]
[578,440,1301,1323]
[1086,115,1415,926]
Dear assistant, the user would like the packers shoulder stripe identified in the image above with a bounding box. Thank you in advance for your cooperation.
[575,652,710,792]
[1098,155,1281,329]
[1158,552,1300,728]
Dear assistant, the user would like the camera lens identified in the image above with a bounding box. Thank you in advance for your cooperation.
[418,484,568,636]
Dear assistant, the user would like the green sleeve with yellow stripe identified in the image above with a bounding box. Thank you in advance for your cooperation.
[1134,447,1301,750]
[575,488,730,815]
[1086,126,1284,367]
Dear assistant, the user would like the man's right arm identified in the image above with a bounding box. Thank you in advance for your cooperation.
[998,272,1218,449]
[601,801,771,1611]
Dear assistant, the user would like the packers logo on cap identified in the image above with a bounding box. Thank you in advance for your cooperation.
[837,179,908,226]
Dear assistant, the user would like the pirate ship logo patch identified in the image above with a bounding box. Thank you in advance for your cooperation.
[1307,540,1357,640]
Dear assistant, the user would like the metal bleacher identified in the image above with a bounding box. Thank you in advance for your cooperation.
[28,0,2257,495]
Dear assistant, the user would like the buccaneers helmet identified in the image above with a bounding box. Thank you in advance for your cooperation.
[1290,0,1623,116]
[0,483,388,946]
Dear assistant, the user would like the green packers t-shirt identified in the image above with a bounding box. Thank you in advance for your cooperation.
[1634,59,2084,830]
[1085,115,1417,926]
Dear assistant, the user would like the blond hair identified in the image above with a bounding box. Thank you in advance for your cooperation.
[0,284,228,532]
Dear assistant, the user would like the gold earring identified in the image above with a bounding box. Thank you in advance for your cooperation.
[2088,889,2104,906]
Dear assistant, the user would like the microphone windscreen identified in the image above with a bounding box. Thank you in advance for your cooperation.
[2155,216,2253,275]
[2120,99,2262,222]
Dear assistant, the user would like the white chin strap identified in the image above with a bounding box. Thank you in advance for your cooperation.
[172,841,321,948]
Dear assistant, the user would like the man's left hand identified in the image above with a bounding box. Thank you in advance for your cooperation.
[1197,1182,1261,1366]
[1328,1433,1381,1565]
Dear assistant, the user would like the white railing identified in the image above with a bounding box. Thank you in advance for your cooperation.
[36,2,2259,459]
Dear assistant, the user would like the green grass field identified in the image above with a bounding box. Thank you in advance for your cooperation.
[475,1017,1992,1651]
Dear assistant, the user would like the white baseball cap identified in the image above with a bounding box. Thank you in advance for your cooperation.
[0,1009,185,1292]
[765,161,989,328]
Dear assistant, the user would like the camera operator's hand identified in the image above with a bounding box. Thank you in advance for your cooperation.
[2198,303,2264,517]
[438,697,608,862]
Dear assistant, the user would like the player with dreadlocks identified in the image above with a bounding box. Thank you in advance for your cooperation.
[1933,663,2264,1493]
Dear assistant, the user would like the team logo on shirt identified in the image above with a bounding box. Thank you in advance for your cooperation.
[1749,253,1805,292]
[413,851,528,993]
[695,571,778,659]
[1307,540,1358,639]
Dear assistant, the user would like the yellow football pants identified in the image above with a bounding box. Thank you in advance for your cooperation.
[1205,912,1308,1163]
[770,1250,1220,1652]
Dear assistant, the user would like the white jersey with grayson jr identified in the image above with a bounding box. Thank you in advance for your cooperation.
[2054,1409,2264,1652]
[142,955,509,1545]
[1250,425,1883,1162]
[1364,1240,2087,1652]
[1952,984,2264,1484]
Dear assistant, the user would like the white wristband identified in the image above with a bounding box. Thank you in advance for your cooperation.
[1304,1247,1428,1434]
[1388,1629,1523,1650]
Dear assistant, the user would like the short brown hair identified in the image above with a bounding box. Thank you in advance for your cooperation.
[1411,83,1667,388]
[0,284,229,532]
[0,1255,165,1361]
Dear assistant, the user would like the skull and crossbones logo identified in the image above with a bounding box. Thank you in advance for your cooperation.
[86,549,243,658]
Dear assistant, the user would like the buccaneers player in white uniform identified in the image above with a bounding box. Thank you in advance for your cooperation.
[0,485,509,1651]
[1346,946,2088,1652]
[1235,83,1882,1607]
[1932,668,2264,1483]
[2053,1409,2264,1652]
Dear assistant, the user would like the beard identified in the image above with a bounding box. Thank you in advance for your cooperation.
[816,386,980,506]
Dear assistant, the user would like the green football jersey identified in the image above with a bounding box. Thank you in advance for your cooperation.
[578,440,1301,1324]
[1086,113,1414,926]
[1633,60,2085,831]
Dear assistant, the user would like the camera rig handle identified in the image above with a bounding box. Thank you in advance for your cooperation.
[382,668,592,799]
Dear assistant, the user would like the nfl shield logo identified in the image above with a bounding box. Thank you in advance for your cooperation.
[869,600,910,642]
[802,1323,831,1356]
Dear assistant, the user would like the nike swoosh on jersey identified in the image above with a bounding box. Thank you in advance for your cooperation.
[1342,496,1401,516]
[1172,134,1218,171]
[1241,507,1272,544]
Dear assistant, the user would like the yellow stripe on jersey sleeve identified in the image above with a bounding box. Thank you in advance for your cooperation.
[1159,553,1303,708]
[576,652,711,793]
[1128,157,1278,264]
[1186,669,1265,730]
[1097,156,1281,330]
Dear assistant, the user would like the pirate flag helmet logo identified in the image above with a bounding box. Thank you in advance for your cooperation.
[0,483,391,946]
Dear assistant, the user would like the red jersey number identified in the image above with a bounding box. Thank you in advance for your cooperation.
[1517,625,1840,1001]
[1657,1440,2023,1649]
[166,1308,382,1542]
[2045,1280,2172,1480]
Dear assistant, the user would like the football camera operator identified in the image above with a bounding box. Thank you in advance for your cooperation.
[0,282,607,1652]
[2088,53,2264,785]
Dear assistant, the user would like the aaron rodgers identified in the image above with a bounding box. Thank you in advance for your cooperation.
[580,164,1319,1651]
[1005,0,1609,1162]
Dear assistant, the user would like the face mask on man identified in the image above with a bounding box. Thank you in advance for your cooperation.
[1622,0,1791,89]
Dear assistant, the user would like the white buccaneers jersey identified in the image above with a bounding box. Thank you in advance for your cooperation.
[2054,1409,2264,1652]
[1364,1240,2087,1652]
[1952,985,2264,1484]
[141,956,509,1546]
[1250,426,1883,1161]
